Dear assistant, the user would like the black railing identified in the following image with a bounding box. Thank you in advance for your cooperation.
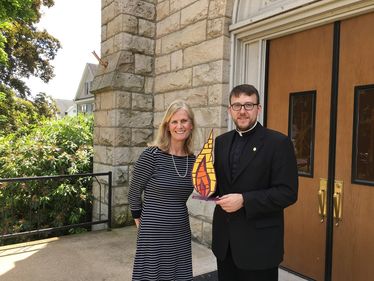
[0,172,112,245]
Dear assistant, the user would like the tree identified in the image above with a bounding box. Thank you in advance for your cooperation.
[0,0,60,98]
[33,92,58,118]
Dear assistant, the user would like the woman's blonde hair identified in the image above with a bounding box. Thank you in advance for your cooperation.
[149,100,195,155]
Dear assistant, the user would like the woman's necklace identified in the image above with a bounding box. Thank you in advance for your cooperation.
[171,154,189,178]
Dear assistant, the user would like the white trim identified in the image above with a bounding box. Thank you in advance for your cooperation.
[231,0,374,40]
[233,0,319,26]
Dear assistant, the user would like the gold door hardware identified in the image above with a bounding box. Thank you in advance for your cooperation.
[333,180,344,226]
[318,178,327,222]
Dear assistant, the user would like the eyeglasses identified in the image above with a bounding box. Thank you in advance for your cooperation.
[230,103,259,111]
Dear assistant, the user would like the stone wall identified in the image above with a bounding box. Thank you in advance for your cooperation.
[154,0,233,246]
[93,0,234,245]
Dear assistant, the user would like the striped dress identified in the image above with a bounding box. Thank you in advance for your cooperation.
[128,146,196,281]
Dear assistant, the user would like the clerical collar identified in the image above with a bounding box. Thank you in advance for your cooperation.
[235,121,258,137]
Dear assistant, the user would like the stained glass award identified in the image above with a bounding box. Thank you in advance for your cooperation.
[192,130,218,201]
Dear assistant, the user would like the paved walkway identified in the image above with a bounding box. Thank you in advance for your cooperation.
[0,226,217,281]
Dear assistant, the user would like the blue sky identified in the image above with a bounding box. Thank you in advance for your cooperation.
[26,0,101,100]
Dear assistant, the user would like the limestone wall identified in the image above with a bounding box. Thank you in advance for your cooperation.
[93,0,234,245]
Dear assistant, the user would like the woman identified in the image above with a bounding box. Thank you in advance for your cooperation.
[128,100,196,281]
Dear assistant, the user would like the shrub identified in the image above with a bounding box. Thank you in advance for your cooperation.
[0,114,94,244]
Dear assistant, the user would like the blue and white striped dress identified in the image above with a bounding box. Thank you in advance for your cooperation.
[129,146,196,281]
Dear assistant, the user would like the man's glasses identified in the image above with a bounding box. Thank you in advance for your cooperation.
[230,103,259,111]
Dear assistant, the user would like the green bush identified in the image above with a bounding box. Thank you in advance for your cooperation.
[0,114,94,244]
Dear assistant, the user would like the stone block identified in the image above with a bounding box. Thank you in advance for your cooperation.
[112,185,130,205]
[181,0,209,27]
[208,83,229,105]
[98,127,116,146]
[184,36,229,67]
[155,54,171,74]
[113,146,146,165]
[95,93,101,111]
[202,221,213,245]
[121,0,155,21]
[118,110,153,128]
[101,37,114,56]
[116,91,132,109]
[153,111,164,128]
[155,38,162,55]
[190,215,203,241]
[112,204,133,226]
[161,20,206,54]
[132,92,153,111]
[144,77,154,94]
[102,2,116,25]
[207,17,230,38]
[117,51,135,73]
[170,0,196,13]
[113,72,144,92]
[94,110,116,127]
[131,128,154,145]
[154,94,165,111]
[114,33,155,55]
[193,106,228,127]
[157,12,180,38]
[94,145,114,165]
[170,50,183,71]
[102,0,113,8]
[97,127,132,146]
[113,166,130,185]
[156,0,170,21]
[107,14,138,38]
[92,197,109,221]
[139,18,156,38]
[93,163,113,183]
[101,24,107,42]
[135,54,153,74]
[164,87,208,107]
[154,68,192,93]
[208,0,234,19]
[192,60,229,86]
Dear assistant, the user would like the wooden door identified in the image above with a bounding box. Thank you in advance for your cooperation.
[332,13,374,281]
[266,11,374,281]
[267,24,333,281]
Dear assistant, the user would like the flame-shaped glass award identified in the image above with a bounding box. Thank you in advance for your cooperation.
[192,130,218,201]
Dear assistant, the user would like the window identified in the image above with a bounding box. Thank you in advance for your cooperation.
[288,91,316,177]
[352,85,374,185]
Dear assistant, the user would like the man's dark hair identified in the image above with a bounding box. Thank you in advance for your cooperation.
[229,84,260,104]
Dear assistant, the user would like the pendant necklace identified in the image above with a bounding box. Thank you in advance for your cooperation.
[171,154,189,178]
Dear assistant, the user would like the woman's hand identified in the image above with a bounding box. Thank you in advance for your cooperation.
[134,218,140,228]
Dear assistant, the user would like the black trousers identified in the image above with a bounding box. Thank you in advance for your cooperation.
[217,246,278,281]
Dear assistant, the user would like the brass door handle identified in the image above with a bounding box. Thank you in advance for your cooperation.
[333,180,343,226]
[318,178,327,222]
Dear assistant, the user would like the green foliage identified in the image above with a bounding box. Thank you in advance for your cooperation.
[0,115,94,244]
[0,86,58,136]
[0,20,60,98]
[0,0,56,65]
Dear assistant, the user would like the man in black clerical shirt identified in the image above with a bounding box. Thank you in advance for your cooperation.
[212,84,299,281]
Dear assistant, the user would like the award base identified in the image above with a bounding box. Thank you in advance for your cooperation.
[192,194,219,201]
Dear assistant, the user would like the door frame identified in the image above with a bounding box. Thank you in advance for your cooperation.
[230,1,374,280]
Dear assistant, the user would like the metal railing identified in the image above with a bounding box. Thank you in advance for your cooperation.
[0,172,112,245]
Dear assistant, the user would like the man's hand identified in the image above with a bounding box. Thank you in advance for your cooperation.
[215,193,244,213]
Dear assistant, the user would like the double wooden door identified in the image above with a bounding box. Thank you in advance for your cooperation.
[266,12,374,281]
